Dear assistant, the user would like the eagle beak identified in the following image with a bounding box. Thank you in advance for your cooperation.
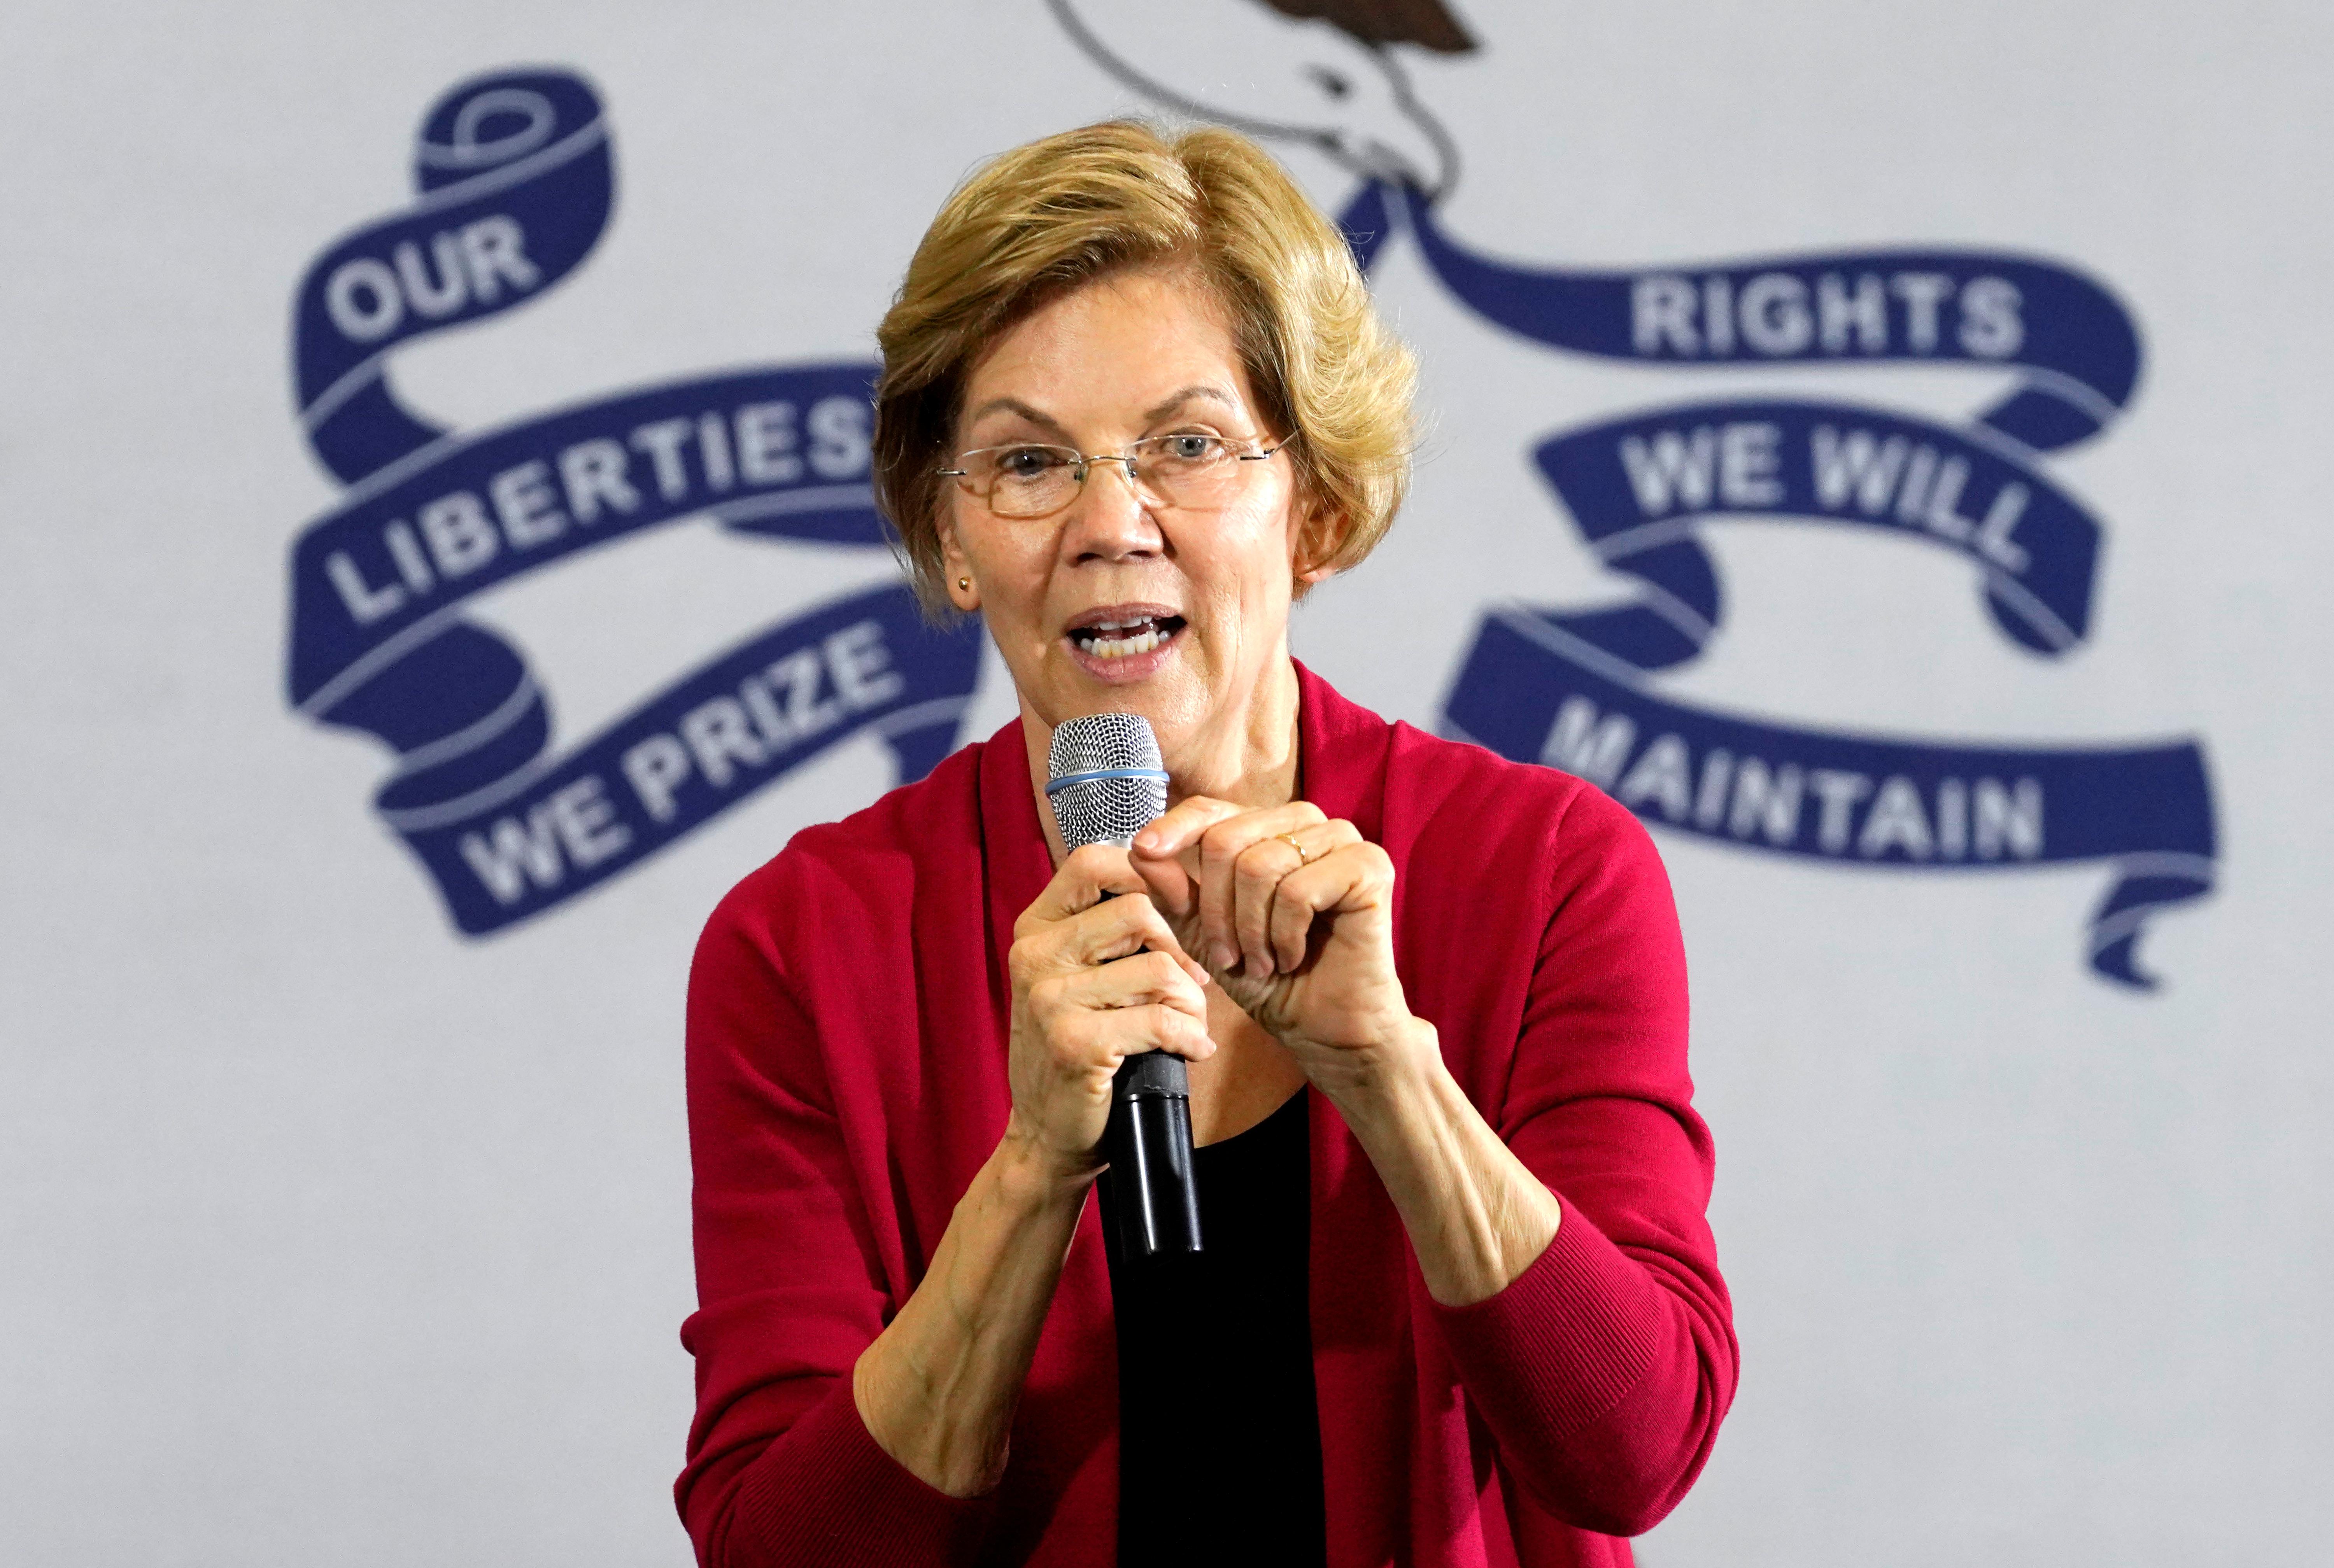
[1317,58,1458,198]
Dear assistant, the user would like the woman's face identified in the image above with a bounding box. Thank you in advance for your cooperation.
[938,264,1313,761]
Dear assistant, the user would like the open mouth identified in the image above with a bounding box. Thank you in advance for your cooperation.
[1068,612,1187,660]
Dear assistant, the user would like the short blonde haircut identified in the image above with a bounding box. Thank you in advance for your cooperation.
[872,120,1415,616]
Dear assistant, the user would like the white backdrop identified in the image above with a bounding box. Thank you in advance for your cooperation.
[3,3,2329,1564]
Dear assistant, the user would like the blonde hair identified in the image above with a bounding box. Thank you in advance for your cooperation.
[872,119,1415,616]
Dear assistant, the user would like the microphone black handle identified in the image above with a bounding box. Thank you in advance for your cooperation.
[1107,1049,1202,1256]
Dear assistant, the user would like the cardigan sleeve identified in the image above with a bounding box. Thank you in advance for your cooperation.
[674,883,997,1568]
[1428,783,1737,1538]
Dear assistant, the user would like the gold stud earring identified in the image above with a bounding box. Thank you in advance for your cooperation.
[958,577,971,592]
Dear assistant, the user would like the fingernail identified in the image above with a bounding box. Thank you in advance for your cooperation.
[1211,942,1235,971]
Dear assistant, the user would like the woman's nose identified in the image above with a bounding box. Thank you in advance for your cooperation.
[1063,459,1163,562]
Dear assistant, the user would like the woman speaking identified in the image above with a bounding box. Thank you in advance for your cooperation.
[676,121,1735,1568]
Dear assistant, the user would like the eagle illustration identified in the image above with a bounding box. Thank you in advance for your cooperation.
[1049,0,1476,196]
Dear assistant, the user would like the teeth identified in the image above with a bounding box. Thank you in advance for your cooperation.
[1075,625,1168,658]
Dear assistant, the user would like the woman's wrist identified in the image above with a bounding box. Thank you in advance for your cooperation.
[1292,1013,1447,1122]
[1314,1017,1563,1307]
[854,1119,1095,1498]
[992,1118,1102,1212]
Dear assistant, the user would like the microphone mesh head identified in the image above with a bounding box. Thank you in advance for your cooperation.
[1048,713,1167,850]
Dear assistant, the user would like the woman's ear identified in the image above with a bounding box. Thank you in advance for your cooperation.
[1291,504,1344,592]
[937,515,979,612]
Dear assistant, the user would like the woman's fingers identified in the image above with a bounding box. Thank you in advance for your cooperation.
[1191,802,1328,972]
[1071,892,1208,980]
[1018,842,1148,929]
[1015,840,1209,985]
[1129,796,1243,936]
[1128,839,1197,922]
[1235,821,1363,975]
[1086,1003,1216,1065]
[1008,840,1227,1170]
[1010,879,1209,989]
[1048,948,1209,1022]
[1130,795,1245,859]
[1265,838,1390,974]
[1034,962,1216,1069]
[1051,804,1378,980]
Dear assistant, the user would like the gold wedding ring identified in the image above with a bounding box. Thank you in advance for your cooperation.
[1276,831,1316,865]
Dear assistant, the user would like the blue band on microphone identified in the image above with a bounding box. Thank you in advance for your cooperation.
[1045,767,1171,796]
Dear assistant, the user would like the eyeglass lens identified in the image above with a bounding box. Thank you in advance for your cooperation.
[955,436,1265,519]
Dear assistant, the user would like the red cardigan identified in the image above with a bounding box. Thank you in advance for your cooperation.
[678,665,1735,1568]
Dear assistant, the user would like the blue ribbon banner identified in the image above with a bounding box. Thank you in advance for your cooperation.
[285,68,981,934]
[1444,612,2214,990]
[1339,184,2216,987]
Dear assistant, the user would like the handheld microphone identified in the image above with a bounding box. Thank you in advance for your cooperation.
[1046,712,1202,1258]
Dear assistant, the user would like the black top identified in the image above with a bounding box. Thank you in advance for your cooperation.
[1100,1087,1327,1568]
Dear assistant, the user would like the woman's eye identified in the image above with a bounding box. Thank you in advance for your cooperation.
[1160,434,1219,461]
[995,447,1062,478]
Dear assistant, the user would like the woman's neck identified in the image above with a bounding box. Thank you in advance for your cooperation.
[1022,653,1302,867]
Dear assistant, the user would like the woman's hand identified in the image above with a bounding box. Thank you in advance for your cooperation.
[1002,842,1216,1184]
[855,845,1208,1498]
[1129,799,1428,1091]
[1132,798,1561,1306]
